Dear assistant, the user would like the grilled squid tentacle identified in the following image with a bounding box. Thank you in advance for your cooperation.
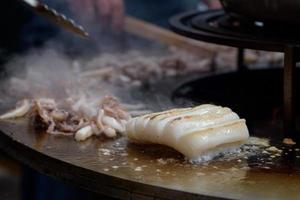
[102,115,125,133]
[91,122,102,136]
[103,127,117,138]
[0,99,31,120]
[0,95,131,140]
[75,125,93,141]
[96,109,105,130]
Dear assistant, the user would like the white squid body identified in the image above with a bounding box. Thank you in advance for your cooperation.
[126,104,249,162]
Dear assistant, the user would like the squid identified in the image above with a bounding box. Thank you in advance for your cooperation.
[126,104,249,162]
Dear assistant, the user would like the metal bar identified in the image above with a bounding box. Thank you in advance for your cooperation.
[237,48,246,71]
[124,16,213,56]
[210,52,217,73]
[283,46,296,139]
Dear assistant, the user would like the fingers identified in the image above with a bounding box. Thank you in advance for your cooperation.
[95,0,125,30]
[206,0,222,9]
[96,0,111,18]
[69,0,125,31]
[95,0,111,28]
[110,0,125,30]
[69,0,95,23]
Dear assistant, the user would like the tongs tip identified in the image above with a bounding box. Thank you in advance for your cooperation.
[21,0,90,38]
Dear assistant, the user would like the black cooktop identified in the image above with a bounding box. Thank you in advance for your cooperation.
[170,10,300,52]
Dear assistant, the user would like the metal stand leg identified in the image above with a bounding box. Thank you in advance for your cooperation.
[237,48,246,71]
[210,53,217,73]
[283,46,296,139]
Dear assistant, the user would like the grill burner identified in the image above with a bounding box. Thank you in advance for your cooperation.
[191,11,300,47]
[170,10,300,141]
[170,10,300,51]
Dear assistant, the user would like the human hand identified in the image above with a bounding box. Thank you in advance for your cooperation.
[204,0,222,9]
[69,0,125,30]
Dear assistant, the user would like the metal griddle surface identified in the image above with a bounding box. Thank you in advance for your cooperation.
[1,75,300,200]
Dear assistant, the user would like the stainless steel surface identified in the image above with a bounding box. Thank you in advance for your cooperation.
[21,0,89,38]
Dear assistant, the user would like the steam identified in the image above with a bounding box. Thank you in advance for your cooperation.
[0,2,209,114]
[2,50,117,115]
[4,49,75,99]
[0,37,174,115]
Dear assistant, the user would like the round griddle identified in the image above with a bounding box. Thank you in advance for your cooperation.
[169,10,300,52]
[1,73,300,200]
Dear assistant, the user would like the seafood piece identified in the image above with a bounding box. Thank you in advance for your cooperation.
[102,115,125,133]
[96,109,105,131]
[0,95,131,141]
[126,104,249,162]
[50,109,69,121]
[75,125,93,141]
[90,122,102,136]
[283,138,296,145]
[103,127,117,138]
[0,99,31,119]
[129,110,153,117]
[101,95,131,120]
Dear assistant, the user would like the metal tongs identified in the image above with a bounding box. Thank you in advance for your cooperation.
[21,0,89,38]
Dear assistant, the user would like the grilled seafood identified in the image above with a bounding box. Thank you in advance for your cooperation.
[126,104,249,162]
[0,96,131,141]
[0,99,31,120]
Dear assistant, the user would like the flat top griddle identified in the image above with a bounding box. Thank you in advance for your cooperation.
[1,73,300,200]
